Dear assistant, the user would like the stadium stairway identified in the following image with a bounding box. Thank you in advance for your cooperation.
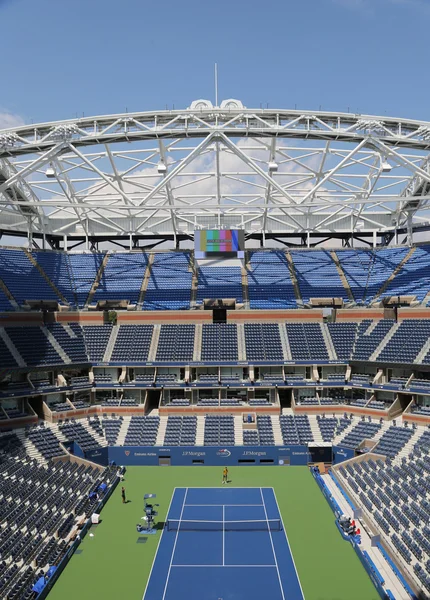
[321,323,337,360]
[285,251,303,305]
[309,416,324,444]
[24,249,70,306]
[85,253,110,307]
[332,418,356,445]
[372,246,416,303]
[415,336,430,364]
[0,328,26,366]
[115,416,131,446]
[279,323,293,361]
[0,278,19,309]
[47,421,68,444]
[393,425,426,464]
[322,473,411,600]
[241,262,250,308]
[80,419,108,447]
[330,250,355,303]
[237,324,247,361]
[148,325,161,362]
[270,416,284,445]
[137,254,154,309]
[370,322,401,361]
[193,324,203,362]
[234,415,244,445]
[103,325,120,363]
[195,416,205,445]
[156,415,169,445]
[42,327,71,364]
[15,429,48,465]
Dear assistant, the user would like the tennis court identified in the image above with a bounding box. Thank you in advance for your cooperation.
[143,487,304,600]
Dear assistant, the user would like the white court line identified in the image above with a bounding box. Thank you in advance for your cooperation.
[171,564,277,568]
[161,487,189,600]
[185,504,264,507]
[222,505,225,566]
[271,487,305,600]
[260,487,286,600]
[141,486,178,600]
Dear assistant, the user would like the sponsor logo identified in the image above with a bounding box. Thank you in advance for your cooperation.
[217,449,231,457]
[124,451,130,456]
[243,451,267,457]
[134,452,156,457]
[182,451,206,457]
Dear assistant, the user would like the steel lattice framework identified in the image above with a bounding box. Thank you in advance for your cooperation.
[1,98,430,247]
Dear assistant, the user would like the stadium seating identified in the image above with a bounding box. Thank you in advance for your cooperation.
[82,325,112,362]
[123,416,160,445]
[68,252,104,307]
[244,323,284,361]
[352,320,395,361]
[156,324,195,362]
[32,250,76,305]
[340,419,381,449]
[93,252,148,304]
[286,323,329,361]
[163,416,197,445]
[247,251,296,309]
[204,415,235,445]
[0,248,59,306]
[143,252,192,310]
[290,250,348,302]
[111,325,153,363]
[6,327,63,366]
[279,415,314,444]
[201,324,238,361]
[0,433,115,599]
[196,266,242,303]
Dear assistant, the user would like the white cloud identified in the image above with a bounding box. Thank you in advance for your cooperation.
[0,111,25,131]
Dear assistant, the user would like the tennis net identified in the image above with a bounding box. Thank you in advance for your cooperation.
[166,518,282,531]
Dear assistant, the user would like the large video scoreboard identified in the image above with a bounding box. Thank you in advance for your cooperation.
[194,229,245,259]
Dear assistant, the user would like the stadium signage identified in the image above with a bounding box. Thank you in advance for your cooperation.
[182,451,206,456]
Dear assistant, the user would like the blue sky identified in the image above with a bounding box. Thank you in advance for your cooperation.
[1,0,430,127]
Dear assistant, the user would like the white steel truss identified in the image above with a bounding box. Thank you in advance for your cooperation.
[1,99,430,240]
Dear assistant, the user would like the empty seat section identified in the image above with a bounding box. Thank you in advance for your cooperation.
[286,323,329,361]
[124,416,160,445]
[352,320,395,361]
[0,248,59,306]
[196,266,242,303]
[327,322,357,360]
[144,252,192,310]
[32,251,76,305]
[82,325,112,362]
[6,327,62,366]
[291,250,348,302]
[94,253,148,304]
[156,324,195,361]
[204,415,235,445]
[365,247,410,301]
[248,251,296,309]
[68,253,104,307]
[47,323,88,363]
[201,324,238,361]
[163,416,197,445]
[111,325,153,362]
[382,246,430,302]
[336,249,374,304]
[377,320,430,363]
[244,323,283,361]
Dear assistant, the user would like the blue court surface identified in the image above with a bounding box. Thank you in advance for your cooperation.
[143,487,304,600]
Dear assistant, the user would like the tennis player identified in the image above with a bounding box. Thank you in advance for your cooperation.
[222,466,228,484]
